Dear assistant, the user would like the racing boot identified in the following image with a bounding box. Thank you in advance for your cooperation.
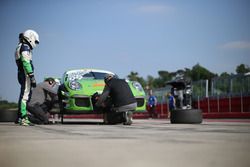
[20,117,34,126]
[15,117,22,124]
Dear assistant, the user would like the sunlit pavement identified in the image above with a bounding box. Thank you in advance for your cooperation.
[0,119,250,167]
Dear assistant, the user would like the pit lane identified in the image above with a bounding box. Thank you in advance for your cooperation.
[0,119,250,167]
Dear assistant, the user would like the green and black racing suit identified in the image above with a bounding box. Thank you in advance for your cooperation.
[15,42,36,120]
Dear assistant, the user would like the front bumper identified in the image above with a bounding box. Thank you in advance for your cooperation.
[60,93,146,113]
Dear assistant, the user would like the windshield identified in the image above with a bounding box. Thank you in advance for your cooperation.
[65,70,114,81]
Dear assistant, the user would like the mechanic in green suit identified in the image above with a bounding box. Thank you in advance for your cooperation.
[15,30,39,126]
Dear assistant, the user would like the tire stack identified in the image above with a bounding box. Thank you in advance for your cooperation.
[170,109,202,124]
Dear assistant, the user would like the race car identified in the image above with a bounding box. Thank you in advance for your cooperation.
[58,68,146,123]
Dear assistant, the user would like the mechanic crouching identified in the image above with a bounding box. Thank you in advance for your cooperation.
[95,74,137,125]
[27,78,59,124]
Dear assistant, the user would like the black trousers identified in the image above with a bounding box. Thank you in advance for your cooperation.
[149,105,157,118]
[27,104,49,124]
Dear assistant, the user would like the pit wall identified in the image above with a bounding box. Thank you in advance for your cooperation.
[193,96,250,118]
[137,95,250,119]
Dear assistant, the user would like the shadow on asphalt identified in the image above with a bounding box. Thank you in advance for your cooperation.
[56,120,104,125]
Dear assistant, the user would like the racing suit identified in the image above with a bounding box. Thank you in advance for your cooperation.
[15,42,36,120]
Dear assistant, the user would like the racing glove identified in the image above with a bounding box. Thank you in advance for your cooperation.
[28,73,37,88]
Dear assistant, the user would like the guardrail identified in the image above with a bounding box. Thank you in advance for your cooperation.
[143,95,250,119]
[192,95,250,118]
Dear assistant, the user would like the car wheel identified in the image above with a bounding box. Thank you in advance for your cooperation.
[0,109,17,122]
[170,109,202,124]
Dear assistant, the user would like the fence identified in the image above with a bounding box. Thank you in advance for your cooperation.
[192,73,250,98]
[146,74,250,119]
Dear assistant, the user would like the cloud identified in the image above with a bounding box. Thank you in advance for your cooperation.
[221,41,250,49]
[137,5,175,13]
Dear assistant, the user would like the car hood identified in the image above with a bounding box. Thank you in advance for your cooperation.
[66,79,105,95]
[65,79,146,97]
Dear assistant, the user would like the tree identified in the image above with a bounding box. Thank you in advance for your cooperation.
[190,63,217,81]
[220,72,230,78]
[236,64,250,74]
[158,71,172,81]
[127,71,146,87]
[154,70,173,88]
[183,68,192,79]
[126,63,246,91]
[152,78,165,88]
[146,75,155,89]
[0,99,18,109]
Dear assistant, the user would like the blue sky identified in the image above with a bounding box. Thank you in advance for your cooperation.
[0,0,250,102]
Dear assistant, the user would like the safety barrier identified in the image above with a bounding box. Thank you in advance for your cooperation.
[141,95,250,119]
[192,96,250,118]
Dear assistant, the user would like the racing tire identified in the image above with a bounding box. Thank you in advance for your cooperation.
[170,109,202,124]
[0,109,17,122]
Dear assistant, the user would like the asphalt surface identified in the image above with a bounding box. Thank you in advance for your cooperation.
[0,119,250,167]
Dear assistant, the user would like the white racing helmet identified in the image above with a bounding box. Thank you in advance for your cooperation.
[23,29,39,49]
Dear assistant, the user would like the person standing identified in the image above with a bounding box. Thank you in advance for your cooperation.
[167,92,175,118]
[15,29,39,126]
[148,90,158,118]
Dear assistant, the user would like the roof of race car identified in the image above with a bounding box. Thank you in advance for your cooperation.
[65,68,115,75]
[63,68,116,82]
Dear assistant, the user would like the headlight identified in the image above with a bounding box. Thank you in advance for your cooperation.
[132,81,143,92]
[69,81,82,90]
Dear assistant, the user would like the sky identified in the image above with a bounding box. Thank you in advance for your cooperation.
[0,0,250,102]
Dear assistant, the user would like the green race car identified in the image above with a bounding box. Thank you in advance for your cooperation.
[58,68,146,119]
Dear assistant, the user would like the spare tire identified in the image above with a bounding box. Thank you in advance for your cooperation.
[170,109,202,124]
